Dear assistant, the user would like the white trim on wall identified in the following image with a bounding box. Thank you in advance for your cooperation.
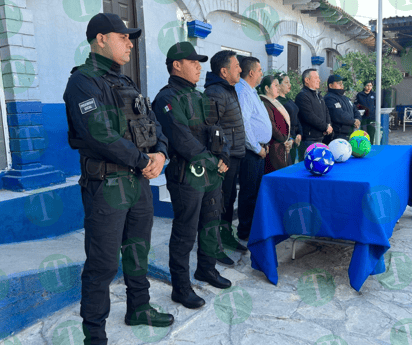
[0,58,12,172]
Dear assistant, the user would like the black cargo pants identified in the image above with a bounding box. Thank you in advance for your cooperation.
[80,173,153,345]
[165,161,223,289]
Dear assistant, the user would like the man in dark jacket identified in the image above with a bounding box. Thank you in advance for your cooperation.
[295,69,333,161]
[324,75,361,141]
[355,81,376,144]
[153,42,231,310]
[204,50,247,266]
[63,13,173,345]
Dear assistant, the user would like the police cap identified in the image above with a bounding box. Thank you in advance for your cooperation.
[166,42,208,64]
[86,13,142,43]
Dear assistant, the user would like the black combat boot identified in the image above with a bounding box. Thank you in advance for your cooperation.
[194,268,232,289]
[171,286,205,309]
[125,304,174,327]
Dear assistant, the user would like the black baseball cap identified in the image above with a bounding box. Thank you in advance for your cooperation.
[327,74,347,85]
[166,42,208,64]
[86,13,142,43]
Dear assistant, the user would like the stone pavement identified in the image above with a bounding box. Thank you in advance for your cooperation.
[3,127,412,345]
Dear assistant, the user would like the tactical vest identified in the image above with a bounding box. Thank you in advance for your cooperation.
[158,84,223,154]
[67,72,156,153]
[102,73,157,152]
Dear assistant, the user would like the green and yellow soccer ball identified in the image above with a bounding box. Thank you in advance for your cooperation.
[349,130,370,141]
[349,136,371,158]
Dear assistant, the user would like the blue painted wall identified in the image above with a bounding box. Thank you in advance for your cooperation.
[1,184,84,245]
[41,104,80,177]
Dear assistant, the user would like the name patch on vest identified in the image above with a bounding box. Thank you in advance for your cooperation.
[79,98,97,114]
[335,103,342,108]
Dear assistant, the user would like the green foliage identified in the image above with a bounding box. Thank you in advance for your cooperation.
[334,51,403,100]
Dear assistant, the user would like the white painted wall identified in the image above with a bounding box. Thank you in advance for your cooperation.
[27,0,102,104]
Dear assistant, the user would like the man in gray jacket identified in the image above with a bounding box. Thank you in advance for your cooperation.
[204,50,247,266]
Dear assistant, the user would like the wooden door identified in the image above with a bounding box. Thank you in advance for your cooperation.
[103,0,140,88]
[288,42,299,72]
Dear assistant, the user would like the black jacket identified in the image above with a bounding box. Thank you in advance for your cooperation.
[204,72,245,158]
[324,89,362,135]
[355,91,376,120]
[153,75,230,171]
[63,53,167,171]
[295,86,331,141]
[277,96,302,139]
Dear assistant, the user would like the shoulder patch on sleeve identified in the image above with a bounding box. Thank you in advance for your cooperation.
[79,98,97,114]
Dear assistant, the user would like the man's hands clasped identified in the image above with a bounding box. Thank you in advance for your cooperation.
[142,152,166,179]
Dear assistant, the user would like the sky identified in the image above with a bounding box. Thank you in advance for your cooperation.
[334,0,412,27]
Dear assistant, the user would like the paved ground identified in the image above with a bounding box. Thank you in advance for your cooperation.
[3,126,412,345]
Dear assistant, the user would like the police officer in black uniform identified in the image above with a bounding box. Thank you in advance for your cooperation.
[153,42,232,309]
[63,13,173,345]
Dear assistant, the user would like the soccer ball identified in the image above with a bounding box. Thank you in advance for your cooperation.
[349,130,370,142]
[349,136,371,158]
[328,139,352,163]
[304,147,335,175]
[304,143,329,160]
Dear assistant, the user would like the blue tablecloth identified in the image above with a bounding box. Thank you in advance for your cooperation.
[249,145,412,291]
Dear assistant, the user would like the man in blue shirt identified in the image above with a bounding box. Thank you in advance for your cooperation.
[235,57,272,241]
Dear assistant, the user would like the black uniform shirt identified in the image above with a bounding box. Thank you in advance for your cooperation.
[63,53,168,171]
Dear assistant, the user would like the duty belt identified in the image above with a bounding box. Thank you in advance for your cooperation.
[80,156,135,181]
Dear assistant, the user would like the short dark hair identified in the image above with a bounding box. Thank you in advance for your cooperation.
[257,75,276,95]
[240,57,260,79]
[364,80,374,86]
[302,68,317,85]
[210,50,237,77]
[167,59,183,74]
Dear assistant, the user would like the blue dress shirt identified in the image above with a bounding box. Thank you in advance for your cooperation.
[235,78,272,154]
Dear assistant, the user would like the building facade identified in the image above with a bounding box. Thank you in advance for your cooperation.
[0,0,375,338]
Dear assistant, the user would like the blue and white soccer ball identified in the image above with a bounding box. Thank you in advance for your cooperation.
[328,139,352,163]
[304,147,335,175]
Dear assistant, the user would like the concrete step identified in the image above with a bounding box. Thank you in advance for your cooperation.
[0,216,244,340]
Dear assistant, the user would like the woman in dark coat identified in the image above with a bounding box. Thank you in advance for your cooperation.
[257,75,292,174]
[355,80,376,144]
[276,73,302,164]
